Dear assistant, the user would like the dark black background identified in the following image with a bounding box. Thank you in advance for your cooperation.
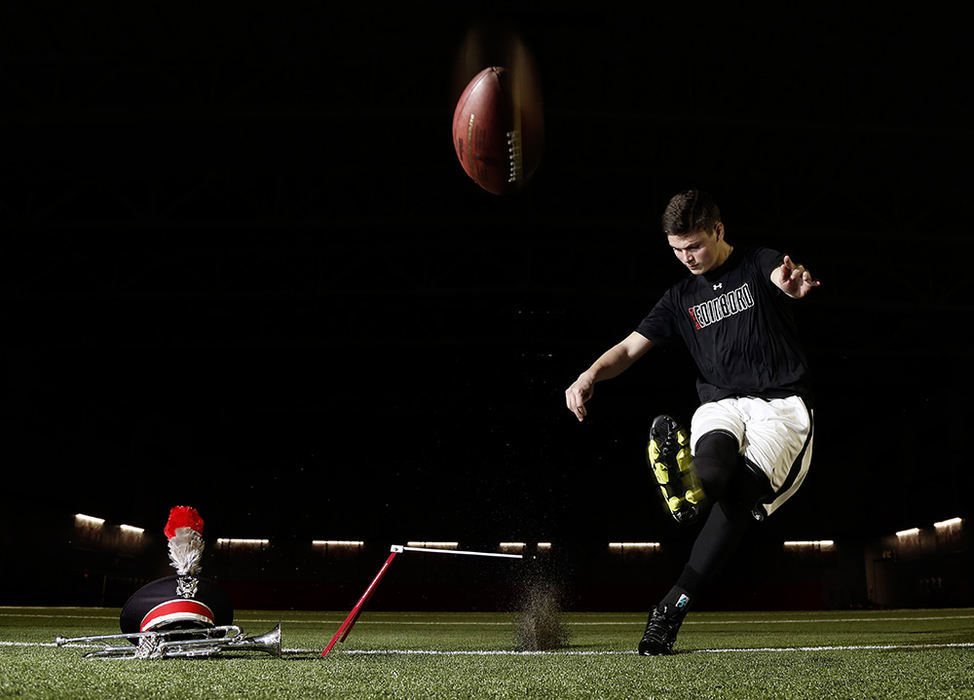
[3,3,972,558]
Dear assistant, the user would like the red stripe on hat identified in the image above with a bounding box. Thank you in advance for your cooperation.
[140,599,215,632]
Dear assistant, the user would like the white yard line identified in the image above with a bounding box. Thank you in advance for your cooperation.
[3,613,974,626]
[210,614,974,626]
[333,642,974,656]
[6,609,972,658]
[0,613,119,620]
[6,640,974,656]
[678,615,974,626]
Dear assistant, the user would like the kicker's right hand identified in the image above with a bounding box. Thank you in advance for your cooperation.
[565,373,595,422]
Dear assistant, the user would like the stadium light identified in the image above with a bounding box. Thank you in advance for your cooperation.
[312,540,364,553]
[608,542,660,551]
[217,538,269,546]
[406,541,459,549]
[74,514,105,527]
[895,527,920,538]
[933,517,963,529]
[499,542,526,553]
[783,540,834,548]
[312,540,364,547]
[119,524,144,535]
[536,542,552,551]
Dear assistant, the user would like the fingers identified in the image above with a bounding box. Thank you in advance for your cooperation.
[793,266,820,287]
[782,254,820,286]
[565,381,591,422]
[787,259,804,281]
[565,391,587,421]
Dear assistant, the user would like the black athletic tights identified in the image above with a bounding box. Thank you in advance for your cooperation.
[660,430,767,613]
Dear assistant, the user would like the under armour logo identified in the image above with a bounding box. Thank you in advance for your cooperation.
[713,283,723,290]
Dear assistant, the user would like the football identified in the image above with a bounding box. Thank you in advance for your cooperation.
[452,66,543,195]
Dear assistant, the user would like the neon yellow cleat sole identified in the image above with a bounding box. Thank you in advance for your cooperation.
[647,415,705,524]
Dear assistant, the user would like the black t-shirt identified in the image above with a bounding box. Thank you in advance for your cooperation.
[636,247,812,405]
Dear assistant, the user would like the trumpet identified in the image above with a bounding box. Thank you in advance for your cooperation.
[55,621,282,659]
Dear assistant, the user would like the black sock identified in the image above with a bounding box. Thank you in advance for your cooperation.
[659,565,704,616]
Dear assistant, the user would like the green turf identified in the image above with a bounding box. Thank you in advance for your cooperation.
[2,607,973,698]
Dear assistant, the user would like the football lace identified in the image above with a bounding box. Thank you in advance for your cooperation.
[506,129,523,183]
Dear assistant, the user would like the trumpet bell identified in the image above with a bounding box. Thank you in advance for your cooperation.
[226,621,282,657]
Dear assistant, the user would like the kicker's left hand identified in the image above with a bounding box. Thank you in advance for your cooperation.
[774,255,820,298]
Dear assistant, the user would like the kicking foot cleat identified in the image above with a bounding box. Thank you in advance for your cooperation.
[638,605,684,656]
[647,415,704,525]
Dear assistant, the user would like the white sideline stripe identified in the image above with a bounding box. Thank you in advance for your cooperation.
[697,643,974,653]
[233,614,974,626]
[0,614,119,620]
[5,641,974,655]
[4,613,974,626]
[337,642,974,656]
[235,614,974,626]
[682,615,974,626]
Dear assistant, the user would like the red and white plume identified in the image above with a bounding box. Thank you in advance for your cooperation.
[163,506,205,577]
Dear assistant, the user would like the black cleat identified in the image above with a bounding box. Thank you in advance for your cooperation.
[646,415,705,524]
[638,605,684,656]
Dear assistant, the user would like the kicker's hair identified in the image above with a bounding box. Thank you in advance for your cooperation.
[661,190,721,236]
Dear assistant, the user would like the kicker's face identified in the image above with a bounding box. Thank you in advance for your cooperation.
[667,224,725,275]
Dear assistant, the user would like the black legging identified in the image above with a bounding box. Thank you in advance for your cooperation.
[662,430,769,608]
[688,429,765,579]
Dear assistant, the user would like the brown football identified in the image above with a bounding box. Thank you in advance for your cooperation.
[452,66,543,195]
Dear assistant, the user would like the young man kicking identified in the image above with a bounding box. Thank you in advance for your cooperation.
[565,189,819,655]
